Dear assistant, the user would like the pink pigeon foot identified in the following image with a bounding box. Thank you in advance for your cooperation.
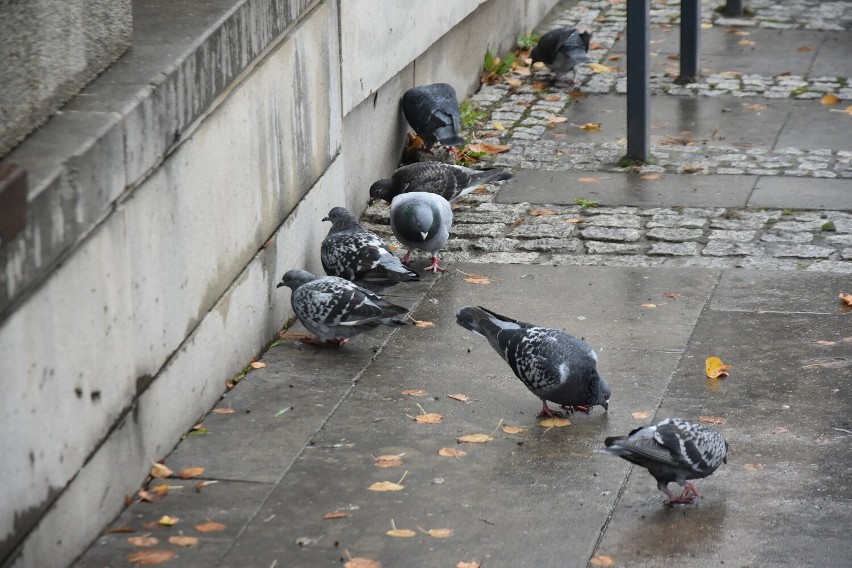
[537,401,563,418]
[662,486,694,505]
[424,256,446,273]
[401,250,413,264]
[681,482,702,500]
[560,404,592,414]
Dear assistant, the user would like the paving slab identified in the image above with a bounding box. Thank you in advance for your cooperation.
[810,31,852,78]
[775,99,852,151]
[748,176,852,210]
[496,169,757,208]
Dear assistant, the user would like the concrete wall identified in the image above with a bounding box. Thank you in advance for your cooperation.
[0,0,132,158]
[0,0,558,565]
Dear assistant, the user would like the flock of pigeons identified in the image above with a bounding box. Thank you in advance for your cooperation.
[275,28,728,505]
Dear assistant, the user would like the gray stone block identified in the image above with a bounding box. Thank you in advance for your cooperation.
[580,227,641,242]
[649,242,703,256]
[647,228,705,242]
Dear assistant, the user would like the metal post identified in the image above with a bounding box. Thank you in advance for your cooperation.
[625,0,649,163]
[725,0,743,17]
[678,0,700,84]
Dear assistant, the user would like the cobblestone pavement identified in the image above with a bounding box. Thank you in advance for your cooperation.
[365,0,852,274]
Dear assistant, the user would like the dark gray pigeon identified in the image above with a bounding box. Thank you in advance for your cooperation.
[402,83,466,152]
[370,162,512,204]
[277,270,408,346]
[531,27,592,83]
[456,306,610,417]
[321,207,419,288]
[390,192,452,273]
[599,418,728,505]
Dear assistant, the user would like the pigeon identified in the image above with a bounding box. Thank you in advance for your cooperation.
[402,83,466,155]
[389,192,452,273]
[531,27,592,84]
[276,270,408,345]
[455,306,610,417]
[370,162,513,204]
[320,207,419,288]
[599,418,728,505]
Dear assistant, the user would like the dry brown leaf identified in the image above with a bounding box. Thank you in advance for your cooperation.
[149,484,170,496]
[809,339,837,346]
[828,105,852,116]
[502,425,524,434]
[195,520,226,533]
[640,303,657,308]
[157,515,179,526]
[225,379,235,390]
[458,433,494,444]
[142,521,159,530]
[663,291,682,300]
[544,95,561,102]
[250,361,266,369]
[640,173,662,180]
[839,293,852,306]
[401,389,428,397]
[466,142,511,155]
[412,319,435,328]
[578,176,600,183]
[137,490,159,503]
[439,447,467,458]
[128,536,159,547]
[579,122,602,131]
[565,218,584,224]
[322,511,351,520]
[415,413,444,424]
[421,527,454,538]
[607,54,623,61]
[706,356,731,378]
[368,481,404,492]
[150,462,173,479]
[464,274,491,285]
[742,103,767,111]
[743,463,764,471]
[539,417,572,428]
[107,526,135,534]
[373,455,404,468]
[127,550,176,565]
[546,116,569,123]
[345,559,381,568]
[821,93,841,105]
[797,45,815,52]
[590,555,615,566]
[531,209,557,217]
[738,39,755,47]
[194,480,217,493]
[212,405,235,414]
[631,411,652,420]
[169,536,198,547]
[513,66,532,77]
[387,528,417,538]
[178,467,204,480]
[698,416,727,425]
[504,77,523,88]
[457,563,481,568]
[447,393,472,402]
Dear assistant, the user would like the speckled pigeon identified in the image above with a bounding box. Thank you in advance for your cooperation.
[599,418,728,505]
[370,162,512,204]
[277,270,408,345]
[402,83,466,153]
[455,306,610,417]
[531,27,592,83]
[321,207,418,288]
[389,192,452,274]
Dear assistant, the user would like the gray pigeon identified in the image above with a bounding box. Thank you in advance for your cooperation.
[599,418,728,505]
[402,83,466,153]
[390,192,452,274]
[321,207,419,287]
[456,306,610,417]
[277,270,408,345]
[531,27,592,83]
[370,162,513,204]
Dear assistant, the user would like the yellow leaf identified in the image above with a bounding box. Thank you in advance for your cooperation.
[426,528,454,538]
[447,393,472,402]
[607,54,623,61]
[369,481,404,492]
[588,63,615,73]
[415,413,444,424]
[631,411,652,420]
[387,528,417,537]
[466,143,511,155]
[578,176,600,183]
[457,433,494,444]
[464,274,491,284]
[345,559,381,568]
[127,550,176,565]
[743,463,764,471]
[579,122,602,131]
[212,405,235,414]
[738,39,755,46]
[401,389,428,397]
[150,462,173,479]
[530,209,556,216]
[701,22,713,29]
[373,454,404,468]
[501,425,525,434]
[640,303,657,308]
[698,416,727,425]
[195,520,226,532]
[493,121,506,131]
[539,417,572,428]
[797,45,815,52]
[169,536,198,547]
[546,116,569,123]
[178,467,204,480]
[127,536,159,547]
[590,555,616,566]
[322,511,351,520]
[149,484,170,496]
[250,361,266,369]
[705,356,731,379]
[412,319,435,328]
[157,515,179,526]
[388,244,398,252]
[438,447,467,457]
[457,563,481,568]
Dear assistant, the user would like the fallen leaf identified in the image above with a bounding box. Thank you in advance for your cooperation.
[530,209,556,216]
[322,511,351,520]
[137,490,160,503]
[588,63,615,73]
[701,22,713,29]
[368,481,404,492]
[663,291,682,300]
[464,274,491,285]
[801,357,850,369]
[631,411,652,420]
[169,535,198,547]
[698,416,727,425]
[447,393,472,402]
[544,95,561,102]
[457,563,481,568]
[579,122,602,131]
[150,462,173,479]
[504,77,523,88]
[682,165,704,174]
[128,536,159,547]
[225,379,235,390]
[578,176,600,183]
[212,405,235,414]
[401,389,428,397]
[157,515,179,527]
[107,527,135,534]
[839,293,852,306]
[821,93,840,105]
[502,425,525,434]
[772,426,791,435]
[640,303,657,308]
[706,356,731,378]
[439,447,467,457]
[493,121,506,130]
[738,39,755,46]
[565,218,584,224]
[539,417,572,428]
[194,480,217,493]
[149,484,170,496]
[828,105,852,116]
[373,454,404,468]
[511,217,525,228]
[607,54,623,61]
[743,463,764,471]
[742,103,767,111]
[546,116,569,123]
[641,173,662,180]
[178,467,204,480]
[387,529,417,538]
[513,66,532,77]
[412,319,435,328]
[458,434,494,444]
[809,339,837,346]
[590,556,615,567]
[719,70,742,78]
[797,45,815,52]
[195,520,226,532]
[415,413,444,424]
[142,521,159,530]
[127,550,176,565]
[250,361,266,369]
[345,559,381,568]
[421,527,454,538]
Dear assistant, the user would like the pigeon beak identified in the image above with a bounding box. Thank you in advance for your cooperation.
[322,216,329,222]
[276,282,285,288]
[603,400,609,412]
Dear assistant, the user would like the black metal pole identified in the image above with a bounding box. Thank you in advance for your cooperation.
[725,0,743,17]
[678,0,700,83]
[625,0,649,163]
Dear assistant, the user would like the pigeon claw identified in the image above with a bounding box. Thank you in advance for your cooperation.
[537,401,563,418]
[560,404,592,414]
[664,495,694,506]
[424,257,446,273]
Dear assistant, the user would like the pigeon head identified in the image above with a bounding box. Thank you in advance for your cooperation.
[277,269,318,290]
[369,178,399,204]
[322,207,360,231]
[592,372,611,411]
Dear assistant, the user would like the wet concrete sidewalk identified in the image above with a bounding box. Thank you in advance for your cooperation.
[75,1,852,567]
